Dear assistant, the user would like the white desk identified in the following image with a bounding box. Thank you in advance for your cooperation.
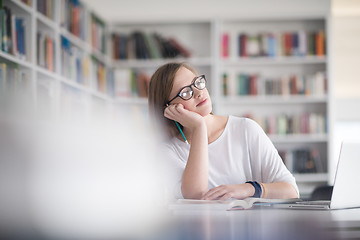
[156,204,360,240]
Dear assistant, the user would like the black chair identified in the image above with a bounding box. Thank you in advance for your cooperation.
[310,185,333,200]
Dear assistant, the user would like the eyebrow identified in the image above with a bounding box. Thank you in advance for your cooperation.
[176,76,197,91]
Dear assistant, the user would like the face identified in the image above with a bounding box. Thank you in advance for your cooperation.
[168,67,212,117]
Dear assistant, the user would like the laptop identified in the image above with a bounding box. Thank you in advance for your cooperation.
[274,141,360,210]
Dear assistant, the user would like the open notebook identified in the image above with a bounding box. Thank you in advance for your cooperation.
[274,141,360,210]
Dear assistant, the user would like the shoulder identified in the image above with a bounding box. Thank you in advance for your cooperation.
[227,116,262,132]
[226,116,266,142]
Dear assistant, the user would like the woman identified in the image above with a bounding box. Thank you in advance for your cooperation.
[148,62,299,200]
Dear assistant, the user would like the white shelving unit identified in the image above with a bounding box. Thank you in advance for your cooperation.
[1,0,112,120]
[216,17,330,197]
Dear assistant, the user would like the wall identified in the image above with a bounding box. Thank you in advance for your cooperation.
[330,0,360,183]
[84,0,330,23]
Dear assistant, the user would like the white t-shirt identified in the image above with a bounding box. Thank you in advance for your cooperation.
[161,116,299,199]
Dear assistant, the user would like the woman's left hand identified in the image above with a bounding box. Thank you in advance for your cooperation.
[201,184,254,201]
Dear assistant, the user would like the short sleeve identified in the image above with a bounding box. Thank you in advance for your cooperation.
[245,118,299,195]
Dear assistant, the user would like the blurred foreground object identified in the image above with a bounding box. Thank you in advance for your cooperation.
[0,94,168,240]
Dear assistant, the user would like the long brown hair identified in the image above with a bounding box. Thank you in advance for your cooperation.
[148,62,198,138]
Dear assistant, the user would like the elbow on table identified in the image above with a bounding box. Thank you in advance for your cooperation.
[181,187,207,200]
[285,182,300,199]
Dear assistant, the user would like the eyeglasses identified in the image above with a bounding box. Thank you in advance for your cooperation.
[166,75,206,105]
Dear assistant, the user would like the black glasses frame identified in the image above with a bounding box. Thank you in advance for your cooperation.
[166,75,206,105]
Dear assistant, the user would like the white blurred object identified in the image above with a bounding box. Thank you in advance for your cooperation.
[30,114,167,239]
[1,100,168,239]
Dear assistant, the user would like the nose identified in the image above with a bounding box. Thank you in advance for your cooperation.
[193,87,203,99]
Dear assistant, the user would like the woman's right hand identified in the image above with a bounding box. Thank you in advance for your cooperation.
[164,104,205,131]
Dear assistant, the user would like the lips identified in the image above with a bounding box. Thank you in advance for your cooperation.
[196,98,207,107]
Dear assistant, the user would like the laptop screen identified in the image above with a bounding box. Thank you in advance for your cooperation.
[330,141,360,209]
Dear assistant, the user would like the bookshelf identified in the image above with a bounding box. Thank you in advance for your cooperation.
[0,0,112,121]
[108,21,215,106]
[217,17,330,197]
[1,0,331,197]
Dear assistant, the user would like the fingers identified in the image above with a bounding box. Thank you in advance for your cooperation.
[219,193,232,201]
[201,186,219,200]
[164,104,185,120]
[202,185,228,200]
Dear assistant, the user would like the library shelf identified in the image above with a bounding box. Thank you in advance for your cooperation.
[221,56,327,66]
[60,28,90,50]
[114,97,148,105]
[10,0,33,14]
[221,95,328,105]
[269,134,328,143]
[112,57,213,69]
[0,50,32,69]
[35,65,59,79]
[36,11,57,30]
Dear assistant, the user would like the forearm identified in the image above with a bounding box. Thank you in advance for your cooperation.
[181,123,208,199]
[261,182,299,199]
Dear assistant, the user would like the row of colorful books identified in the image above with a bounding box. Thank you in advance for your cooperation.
[222,71,326,96]
[37,0,54,20]
[61,36,91,85]
[246,113,327,135]
[112,32,191,60]
[60,0,87,40]
[91,57,112,95]
[221,30,325,58]
[91,13,106,53]
[113,68,151,98]
[0,62,30,97]
[37,32,55,72]
[61,36,112,96]
[0,5,26,59]
[279,148,324,173]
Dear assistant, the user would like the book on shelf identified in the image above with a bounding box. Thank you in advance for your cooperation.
[37,0,54,20]
[221,33,229,58]
[112,31,191,60]
[239,33,247,57]
[61,36,90,86]
[37,31,55,71]
[91,13,105,53]
[113,68,151,98]
[0,5,26,59]
[91,56,107,94]
[0,5,10,53]
[279,148,324,174]
[172,197,301,210]
[223,29,326,59]
[61,0,87,40]
[168,37,191,58]
[222,73,228,96]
